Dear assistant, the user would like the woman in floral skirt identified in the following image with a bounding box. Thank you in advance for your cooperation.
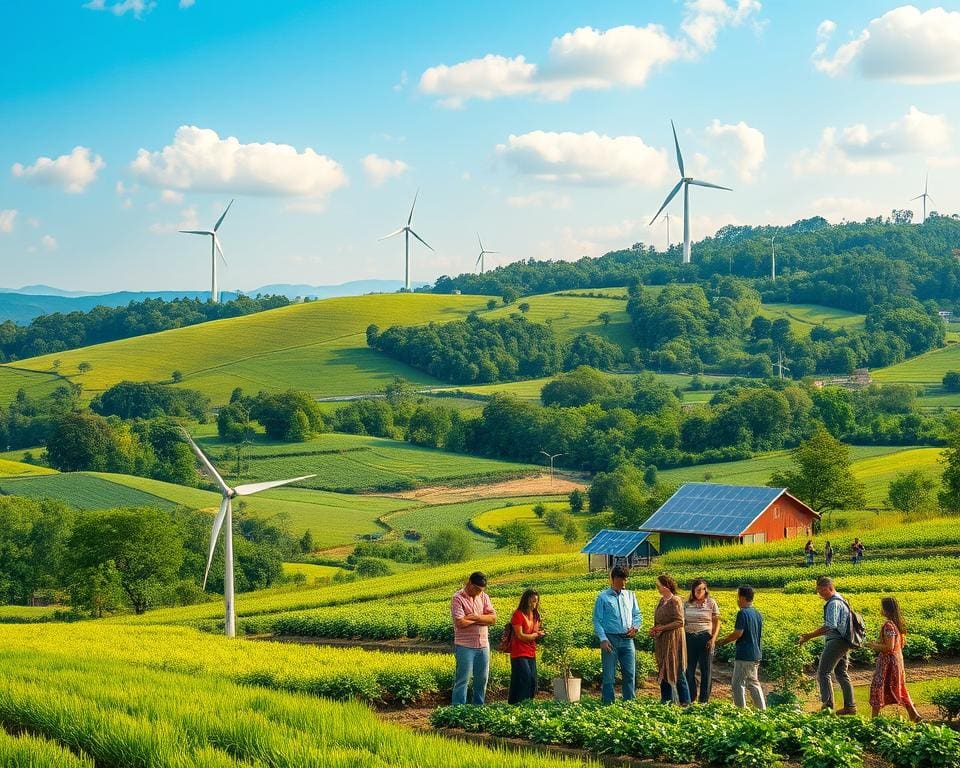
[867,597,921,722]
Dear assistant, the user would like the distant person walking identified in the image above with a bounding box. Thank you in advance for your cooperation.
[716,585,766,710]
[650,574,691,706]
[799,576,857,715]
[851,538,864,565]
[684,578,720,703]
[592,566,641,704]
[804,540,816,567]
[507,588,545,704]
[867,597,921,722]
[824,541,834,567]
[450,571,496,705]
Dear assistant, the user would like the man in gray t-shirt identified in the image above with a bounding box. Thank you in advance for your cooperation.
[799,576,856,714]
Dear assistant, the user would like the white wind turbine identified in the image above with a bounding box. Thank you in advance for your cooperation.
[180,199,234,303]
[379,190,434,291]
[181,431,315,637]
[476,233,498,274]
[650,121,732,264]
[770,234,777,282]
[664,213,672,250]
[911,173,933,223]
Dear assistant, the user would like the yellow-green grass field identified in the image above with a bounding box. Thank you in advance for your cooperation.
[3,292,492,404]
[195,432,537,493]
[0,365,64,405]
[472,500,581,553]
[0,458,56,477]
[873,341,960,385]
[281,562,343,582]
[485,291,634,351]
[657,445,924,507]
[759,302,866,333]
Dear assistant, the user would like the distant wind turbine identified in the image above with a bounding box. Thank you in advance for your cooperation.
[180,199,234,303]
[379,190,434,291]
[664,213,671,250]
[650,121,732,264]
[911,173,933,223]
[181,430,315,638]
[770,234,777,282]
[476,233,498,274]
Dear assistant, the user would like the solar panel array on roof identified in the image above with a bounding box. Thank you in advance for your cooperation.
[641,483,785,537]
[581,529,651,556]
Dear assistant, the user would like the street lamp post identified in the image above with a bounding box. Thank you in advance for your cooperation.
[539,450,564,485]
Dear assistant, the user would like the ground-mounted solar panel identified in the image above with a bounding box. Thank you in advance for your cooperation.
[640,483,785,537]
[581,529,651,556]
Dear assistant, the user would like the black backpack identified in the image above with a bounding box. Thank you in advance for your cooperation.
[826,595,866,648]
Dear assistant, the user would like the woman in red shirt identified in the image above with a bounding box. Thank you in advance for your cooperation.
[508,589,544,704]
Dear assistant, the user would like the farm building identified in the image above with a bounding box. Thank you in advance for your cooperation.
[581,530,659,572]
[641,483,819,553]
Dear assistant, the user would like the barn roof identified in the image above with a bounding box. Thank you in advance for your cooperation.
[581,530,653,557]
[641,482,815,537]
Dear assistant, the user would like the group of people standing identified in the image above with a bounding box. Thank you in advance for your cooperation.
[804,538,865,567]
[450,569,920,721]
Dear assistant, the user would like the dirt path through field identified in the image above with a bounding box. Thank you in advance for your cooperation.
[378,472,588,504]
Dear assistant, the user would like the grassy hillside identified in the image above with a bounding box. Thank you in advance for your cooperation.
[759,303,866,334]
[195,432,537,493]
[3,293,492,404]
[873,341,960,385]
[0,366,64,405]
[0,472,184,511]
[0,458,56,478]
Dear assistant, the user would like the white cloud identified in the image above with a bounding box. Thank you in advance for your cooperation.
[40,235,58,251]
[0,210,16,233]
[496,131,670,186]
[419,1,761,106]
[130,126,348,206]
[505,191,572,209]
[361,154,410,186]
[12,146,105,193]
[393,70,408,92]
[149,206,199,235]
[809,196,882,223]
[792,107,951,175]
[704,119,766,182]
[160,189,184,204]
[26,216,40,228]
[813,6,960,83]
[179,0,195,8]
[84,0,156,17]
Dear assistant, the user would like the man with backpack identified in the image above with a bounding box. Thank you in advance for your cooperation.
[798,576,863,715]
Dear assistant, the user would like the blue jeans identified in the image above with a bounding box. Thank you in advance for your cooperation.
[601,635,636,704]
[452,645,490,705]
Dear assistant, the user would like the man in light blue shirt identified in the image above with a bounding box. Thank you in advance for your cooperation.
[799,576,856,714]
[592,565,642,704]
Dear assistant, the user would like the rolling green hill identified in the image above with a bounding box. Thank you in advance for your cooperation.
[0,366,64,403]
[2,293,492,404]
[872,341,960,385]
[759,303,866,334]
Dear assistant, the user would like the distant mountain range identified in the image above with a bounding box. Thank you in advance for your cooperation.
[0,280,429,324]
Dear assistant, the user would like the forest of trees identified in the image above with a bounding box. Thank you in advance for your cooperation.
[0,293,289,361]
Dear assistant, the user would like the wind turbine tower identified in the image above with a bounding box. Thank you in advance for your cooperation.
[665,213,671,250]
[771,234,777,282]
[181,431,314,637]
[775,348,790,380]
[911,174,933,223]
[476,233,499,274]
[379,190,434,291]
[180,199,234,303]
[651,121,732,264]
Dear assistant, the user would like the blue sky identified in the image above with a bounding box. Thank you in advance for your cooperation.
[2,1,959,292]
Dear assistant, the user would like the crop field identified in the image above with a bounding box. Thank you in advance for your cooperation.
[657,444,913,503]
[0,605,61,623]
[759,302,866,333]
[485,292,634,351]
[472,501,580,553]
[873,341,960,385]
[5,293,493,404]
[0,364,64,406]
[0,472,183,511]
[0,458,56,477]
[197,432,537,493]
[280,562,342,582]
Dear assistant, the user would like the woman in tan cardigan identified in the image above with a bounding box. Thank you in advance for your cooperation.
[649,573,692,705]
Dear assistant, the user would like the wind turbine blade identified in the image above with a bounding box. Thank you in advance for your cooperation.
[203,496,230,589]
[214,199,235,232]
[476,254,483,267]
[926,195,935,205]
[215,236,227,265]
[407,189,420,226]
[910,194,924,201]
[180,230,213,236]
[477,232,484,251]
[670,120,685,177]
[485,250,500,254]
[180,429,231,496]
[408,229,434,251]
[688,179,733,191]
[649,180,684,225]
[378,228,405,240]
[234,475,316,496]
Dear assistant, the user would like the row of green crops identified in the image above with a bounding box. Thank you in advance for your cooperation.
[431,699,960,768]
[0,649,599,768]
[0,729,93,768]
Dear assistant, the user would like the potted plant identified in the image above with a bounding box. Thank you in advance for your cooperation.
[541,622,581,702]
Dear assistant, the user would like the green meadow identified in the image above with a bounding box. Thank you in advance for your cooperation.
[759,303,866,333]
[873,341,960,385]
[0,365,64,405]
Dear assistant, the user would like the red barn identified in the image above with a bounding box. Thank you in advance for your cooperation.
[641,483,820,553]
